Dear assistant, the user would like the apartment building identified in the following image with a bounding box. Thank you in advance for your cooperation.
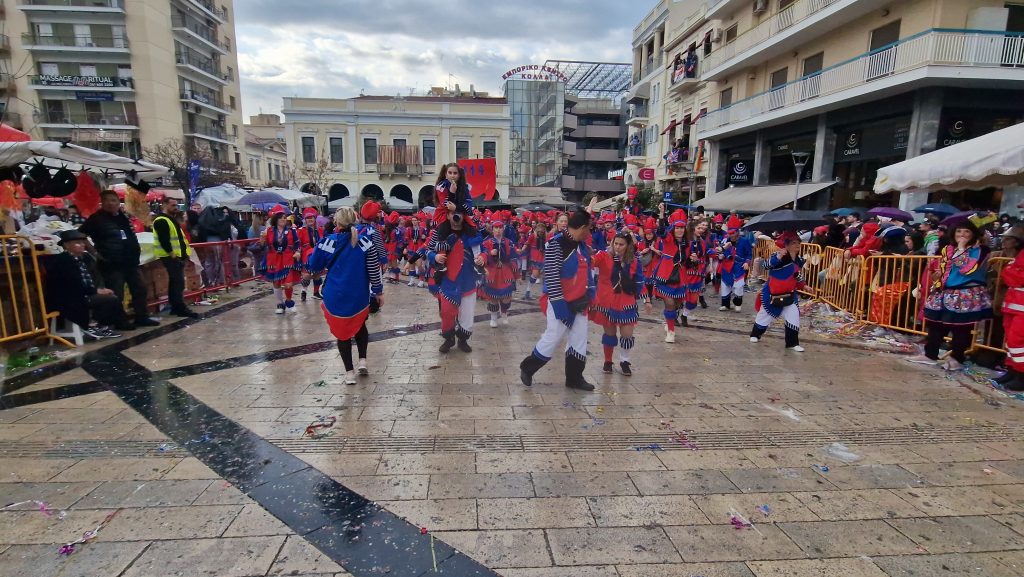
[625,2,671,195]
[244,113,287,188]
[2,0,246,171]
[281,94,510,208]
[629,0,1024,213]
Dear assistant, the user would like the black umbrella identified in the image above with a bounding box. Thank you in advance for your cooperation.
[741,210,825,233]
[517,203,557,212]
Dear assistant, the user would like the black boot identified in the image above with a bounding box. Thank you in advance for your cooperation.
[995,370,1017,385]
[750,323,768,342]
[565,352,595,391]
[519,354,547,387]
[699,296,708,309]
[456,328,472,353]
[439,330,456,353]
[680,314,689,327]
[732,296,743,311]
[785,326,804,351]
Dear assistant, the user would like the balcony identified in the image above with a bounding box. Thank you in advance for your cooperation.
[631,55,664,85]
[580,148,623,162]
[184,123,231,144]
[19,0,124,13]
[626,105,648,128]
[706,0,746,19]
[175,52,229,86]
[40,111,138,127]
[171,15,229,54]
[377,144,422,176]
[669,62,701,93]
[569,178,625,193]
[702,0,890,81]
[0,35,8,53]
[581,125,621,139]
[181,89,230,114]
[563,113,577,132]
[185,0,226,23]
[698,29,1024,138]
[625,143,647,165]
[22,33,129,52]
[563,141,577,157]
[30,74,134,91]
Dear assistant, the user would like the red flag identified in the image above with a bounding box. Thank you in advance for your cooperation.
[457,158,497,201]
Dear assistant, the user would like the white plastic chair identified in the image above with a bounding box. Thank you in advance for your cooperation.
[49,314,84,347]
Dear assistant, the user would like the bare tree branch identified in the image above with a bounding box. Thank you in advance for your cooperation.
[143,137,247,191]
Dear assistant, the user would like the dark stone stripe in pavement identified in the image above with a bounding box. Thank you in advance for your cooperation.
[78,348,498,577]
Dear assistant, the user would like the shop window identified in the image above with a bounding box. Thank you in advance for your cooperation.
[301,136,315,163]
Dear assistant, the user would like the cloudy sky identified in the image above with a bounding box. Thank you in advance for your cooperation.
[233,0,655,118]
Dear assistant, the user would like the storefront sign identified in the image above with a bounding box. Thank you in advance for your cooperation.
[638,167,655,181]
[71,129,131,142]
[836,119,911,162]
[501,65,570,83]
[728,159,752,185]
[839,131,862,158]
[36,75,116,88]
[76,91,114,101]
[939,118,970,148]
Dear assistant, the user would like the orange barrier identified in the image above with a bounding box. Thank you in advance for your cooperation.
[862,255,934,335]
[0,235,74,347]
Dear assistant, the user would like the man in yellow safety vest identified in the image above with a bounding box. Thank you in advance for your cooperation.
[152,196,199,318]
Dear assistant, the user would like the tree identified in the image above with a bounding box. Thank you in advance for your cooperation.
[143,137,247,192]
[289,149,333,198]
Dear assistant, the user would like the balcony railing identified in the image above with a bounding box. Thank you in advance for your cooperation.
[30,74,134,88]
[703,0,838,75]
[631,55,664,84]
[188,0,226,21]
[625,142,646,158]
[42,112,138,125]
[20,0,123,8]
[181,89,226,109]
[627,105,649,121]
[377,144,422,176]
[171,15,229,51]
[184,123,228,140]
[176,52,229,82]
[699,30,1024,133]
[22,33,128,49]
[670,58,700,89]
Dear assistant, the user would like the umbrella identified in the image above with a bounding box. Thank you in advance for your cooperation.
[235,190,287,206]
[741,210,825,233]
[518,202,557,212]
[828,207,858,216]
[315,215,330,228]
[867,207,914,222]
[941,210,997,228]
[912,203,958,216]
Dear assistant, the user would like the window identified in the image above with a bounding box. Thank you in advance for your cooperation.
[73,24,91,47]
[267,162,272,178]
[768,67,788,110]
[725,24,738,44]
[801,52,824,99]
[228,96,236,110]
[720,87,733,108]
[770,67,788,88]
[868,20,901,79]
[40,62,59,76]
[456,140,469,160]
[422,139,436,165]
[274,164,282,180]
[329,137,343,164]
[301,136,315,163]
[225,66,233,80]
[779,0,796,10]
[231,124,238,137]
[363,138,377,164]
[393,138,406,148]
[79,64,97,77]
[483,141,496,158]
[111,25,126,48]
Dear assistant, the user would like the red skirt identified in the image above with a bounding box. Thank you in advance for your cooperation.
[264,252,301,284]
[322,302,370,341]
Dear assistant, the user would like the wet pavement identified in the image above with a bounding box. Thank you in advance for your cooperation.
[2,281,1024,576]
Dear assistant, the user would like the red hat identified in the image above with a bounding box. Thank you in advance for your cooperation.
[726,214,744,231]
[713,214,724,224]
[776,230,800,248]
[643,216,657,231]
[813,225,828,236]
[268,205,286,216]
[360,200,381,221]
[302,207,318,219]
[669,209,688,228]
[385,211,400,225]
[624,214,638,227]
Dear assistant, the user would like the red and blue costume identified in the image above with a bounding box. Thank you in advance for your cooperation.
[428,226,482,349]
[590,250,646,326]
[308,229,384,340]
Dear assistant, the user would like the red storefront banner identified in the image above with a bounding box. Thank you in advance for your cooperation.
[457,158,497,201]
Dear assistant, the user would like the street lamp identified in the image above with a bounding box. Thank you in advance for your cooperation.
[791,151,810,209]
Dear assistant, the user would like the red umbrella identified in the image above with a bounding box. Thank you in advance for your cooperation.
[0,124,30,142]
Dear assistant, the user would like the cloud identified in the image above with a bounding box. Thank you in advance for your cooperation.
[233,0,655,117]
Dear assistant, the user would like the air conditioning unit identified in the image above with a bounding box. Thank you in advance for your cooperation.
[753,0,768,14]
[711,28,722,42]
[182,102,190,110]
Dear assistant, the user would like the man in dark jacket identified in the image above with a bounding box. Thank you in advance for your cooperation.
[79,190,159,329]
[45,230,128,339]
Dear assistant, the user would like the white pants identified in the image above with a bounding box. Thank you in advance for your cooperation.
[534,305,588,360]
[754,303,800,330]
[459,292,477,333]
[721,279,745,299]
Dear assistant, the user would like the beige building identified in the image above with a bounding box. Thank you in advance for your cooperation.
[630,0,1024,213]
[281,94,511,208]
[2,0,246,171]
[244,113,287,187]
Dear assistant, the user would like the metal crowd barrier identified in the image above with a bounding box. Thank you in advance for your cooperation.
[0,235,75,347]
[147,238,263,309]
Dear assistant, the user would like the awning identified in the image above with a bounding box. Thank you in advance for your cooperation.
[0,140,169,177]
[699,182,834,213]
[874,122,1024,194]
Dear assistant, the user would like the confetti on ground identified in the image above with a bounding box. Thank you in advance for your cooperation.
[156,443,177,452]
[633,444,664,452]
[760,404,801,422]
[813,464,830,473]
[800,301,917,353]
[756,505,771,517]
[184,434,211,445]
[823,442,862,463]
[304,416,337,439]
[310,380,327,388]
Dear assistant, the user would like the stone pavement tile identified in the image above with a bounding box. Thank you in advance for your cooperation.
[777,520,922,556]
[476,452,571,474]
[790,489,927,521]
[665,524,806,562]
[472,393,546,407]
[815,465,926,490]
[587,495,709,527]
[904,443,1015,463]
[98,505,242,541]
[741,446,927,469]
[223,503,291,536]
[479,497,594,529]
[655,403,731,418]
[117,423,173,442]
[427,473,534,499]
[552,418,639,433]
[378,498,477,531]
[657,449,758,470]
[475,419,557,435]
[32,423,138,441]
[983,442,1024,459]
[888,515,1024,553]
[724,468,834,493]
[438,406,515,420]
[748,558,889,577]
[513,406,591,420]
[873,552,1023,577]
[389,419,471,436]
[989,460,1024,478]
[567,450,667,472]
[401,393,477,407]
[250,394,332,408]
[193,480,251,505]
[693,492,821,523]
[901,462,1019,486]
[893,486,1018,516]
[73,480,213,508]
[378,452,475,475]
[335,475,429,500]
[0,481,100,510]
[617,562,755,577]
[0,509,111,544]
[161,457,218,480]
[51,458,180,482]
[0,542,149,577]
[123,536,287,577]
[268,535,345,575]
[982,550,1024,574]
[437,529,550,568]
[583,405,663,419]
[532,472,638,497]
[0,423,48,440]
[697,416,809,431]
[993,514,1024,537]
[629,417,703,433]
[548,526,681,565]
[500,565,619,577]
[631,470,740,495]
[297,453,382,476]
[357,406,440,421]
[990,484,1024,510]
[0,407,40,424]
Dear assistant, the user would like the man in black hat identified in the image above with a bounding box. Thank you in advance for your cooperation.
[79,190,160,329]
[44,230,128,340]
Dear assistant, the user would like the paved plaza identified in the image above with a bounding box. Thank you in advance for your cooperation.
[2,284,1024,577]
